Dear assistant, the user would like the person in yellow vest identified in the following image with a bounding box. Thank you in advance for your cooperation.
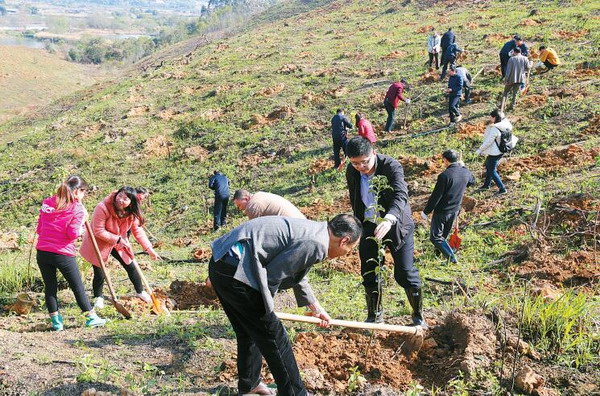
[538,46,560,73]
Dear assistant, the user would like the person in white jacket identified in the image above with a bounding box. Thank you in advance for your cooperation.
[427,28,442,69]
[475,109,513,195]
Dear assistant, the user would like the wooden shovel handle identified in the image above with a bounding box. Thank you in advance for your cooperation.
[84,221,118,302]
[275,312,422,335]
[131,261,169,316]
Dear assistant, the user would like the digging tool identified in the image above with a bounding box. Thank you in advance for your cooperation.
[84,221,132,319]
[276,312,424,356]
[131,261,170,316]
[522,68,532,95]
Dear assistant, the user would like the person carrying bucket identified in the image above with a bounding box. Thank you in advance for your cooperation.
[35,175,106,330]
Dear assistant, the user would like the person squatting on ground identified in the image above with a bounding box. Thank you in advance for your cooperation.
[383,80,410,133]
[208,170,230,231]
[209,215,362,396]
[499,35,529,78]
[35,176,106,330]
[427,28,442,69]
[355,113,377,144]
[445,66,463,124]
[455,64,473,104]
[345,137,427,327]
[233,190,305,220]
[421,150,475,263]
[501,47,532,112]
[475,109,516,196]
[537,46,560,73]
[80,187,161,309]
[440,40,462,80]
[331,108,353,169]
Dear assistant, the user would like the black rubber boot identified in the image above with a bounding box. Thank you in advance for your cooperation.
[365,287,384,323]
[405,288,428,329]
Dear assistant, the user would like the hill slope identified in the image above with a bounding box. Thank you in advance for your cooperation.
[0,0,598,394]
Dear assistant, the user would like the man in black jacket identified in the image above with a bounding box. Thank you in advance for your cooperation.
[422,150,475,263]
[208,170,230,231]
[345,137,426,327]
[440,28,456,76]
[331,109,353,170]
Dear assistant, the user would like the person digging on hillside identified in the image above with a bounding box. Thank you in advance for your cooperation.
[445,66,463,125]
[383,80,411,133]
[345,137,427,327]
[427,28,442,69]
[35,176,106,330]
[537,45,560,73]
[80,187,162,310]
[440,27,455,67]
[501,47,532,112]
[455,64,473,104]
[208,170,230,231]
[421,150,475,263]
[440,40,463,80]
[475,109,516,196]
[331,108,353,170]
[233,189,305,220]
[209,214,362,396]
[499,35,529,78]
[355,113,377,144]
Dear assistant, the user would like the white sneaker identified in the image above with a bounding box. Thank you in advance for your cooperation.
[93,297,105,309]
[455,115,463,122]
[136,291,152,303]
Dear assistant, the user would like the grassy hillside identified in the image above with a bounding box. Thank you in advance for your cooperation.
[0,46,101,123]
[0,0,598,394]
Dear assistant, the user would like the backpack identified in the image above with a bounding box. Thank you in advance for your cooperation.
[495,126,515,153]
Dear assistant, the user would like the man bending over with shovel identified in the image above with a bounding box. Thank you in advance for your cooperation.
[209,214,362,396]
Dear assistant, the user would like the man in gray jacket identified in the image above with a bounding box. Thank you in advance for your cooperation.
[209,214,362,396]
[501,47,532,112]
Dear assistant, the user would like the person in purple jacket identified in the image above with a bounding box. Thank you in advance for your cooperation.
[36,176,106,331]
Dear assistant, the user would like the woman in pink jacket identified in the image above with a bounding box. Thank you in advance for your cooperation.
[80,186,161,309]
[355,113,377,144]
[36,176,106,330]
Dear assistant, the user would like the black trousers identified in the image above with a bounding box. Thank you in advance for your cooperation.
[428,52,439,69]
[430,211,458,260]
[92,249,144,298]
[448,95,461,122]
[463,84,472,101]
[209,259,307,396]
[359,222,421,290]
[213,195,229,230]
[384,97,396,132]
[37,250,92,313]
[500,53,510,77]
[332,136,347,168]
[440,54,456,79]
[543,60,556,70]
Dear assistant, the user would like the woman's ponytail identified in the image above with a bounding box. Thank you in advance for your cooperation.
[54,175,89,211]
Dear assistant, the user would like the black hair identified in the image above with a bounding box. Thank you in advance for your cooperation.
[355,113,362,125]
[328,214,362,243]
[233,189,250,201]
[442,150,459,163]
[113,186,145,225]
[539,45,546,50]
[490,109,503,123]
[513,47,521,54]
[449,65,457,72]
[514,35,522,41]
[346,136,373,158]
[336,109,344,114]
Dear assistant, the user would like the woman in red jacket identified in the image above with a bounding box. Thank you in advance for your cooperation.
[80,186,161,309]
[355,113,377,144]
[36,176,106,330]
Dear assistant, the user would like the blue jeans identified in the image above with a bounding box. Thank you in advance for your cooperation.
[483,155,506,192]
[384,98,395,132]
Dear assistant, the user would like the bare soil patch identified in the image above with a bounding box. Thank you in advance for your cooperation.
[299,195,351,220]
[144,135,174,158]
[456,121,486,139]
[398,154,444,179]
[420,68,440,84]
[167,280,219,309]
[500,144,600,174]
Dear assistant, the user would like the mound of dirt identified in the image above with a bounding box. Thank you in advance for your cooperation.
[484,33,512,43]
[156,108,180,121]
[192,248,211,261]
[381,50,407,60]
[420,68,440,83]
[398,154,443,179]
[243,114,269,129]
[299,195,351,220]
[144,135,174,158]
[413,311,497,385]
[323,251,361,275]
[500,144,600,174]
[554,29,588,40]
[267,106,296,120]
[168,280,219,309]
[255,83,285,97]
[184,146,210,161]
[198,109,223,121]
[581,114,600,136]
[325,87,349,99]
[294,330,414,393]
[519,18,541,26]
[307,158,332,175]
[456,122,485,139]
[127,105,150,117]
[0,232,19,251]
[415,25,434,33]
[278,64,301,74]
[469,89,492,102]
[511,247,598,287]
[522,94,547,107]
